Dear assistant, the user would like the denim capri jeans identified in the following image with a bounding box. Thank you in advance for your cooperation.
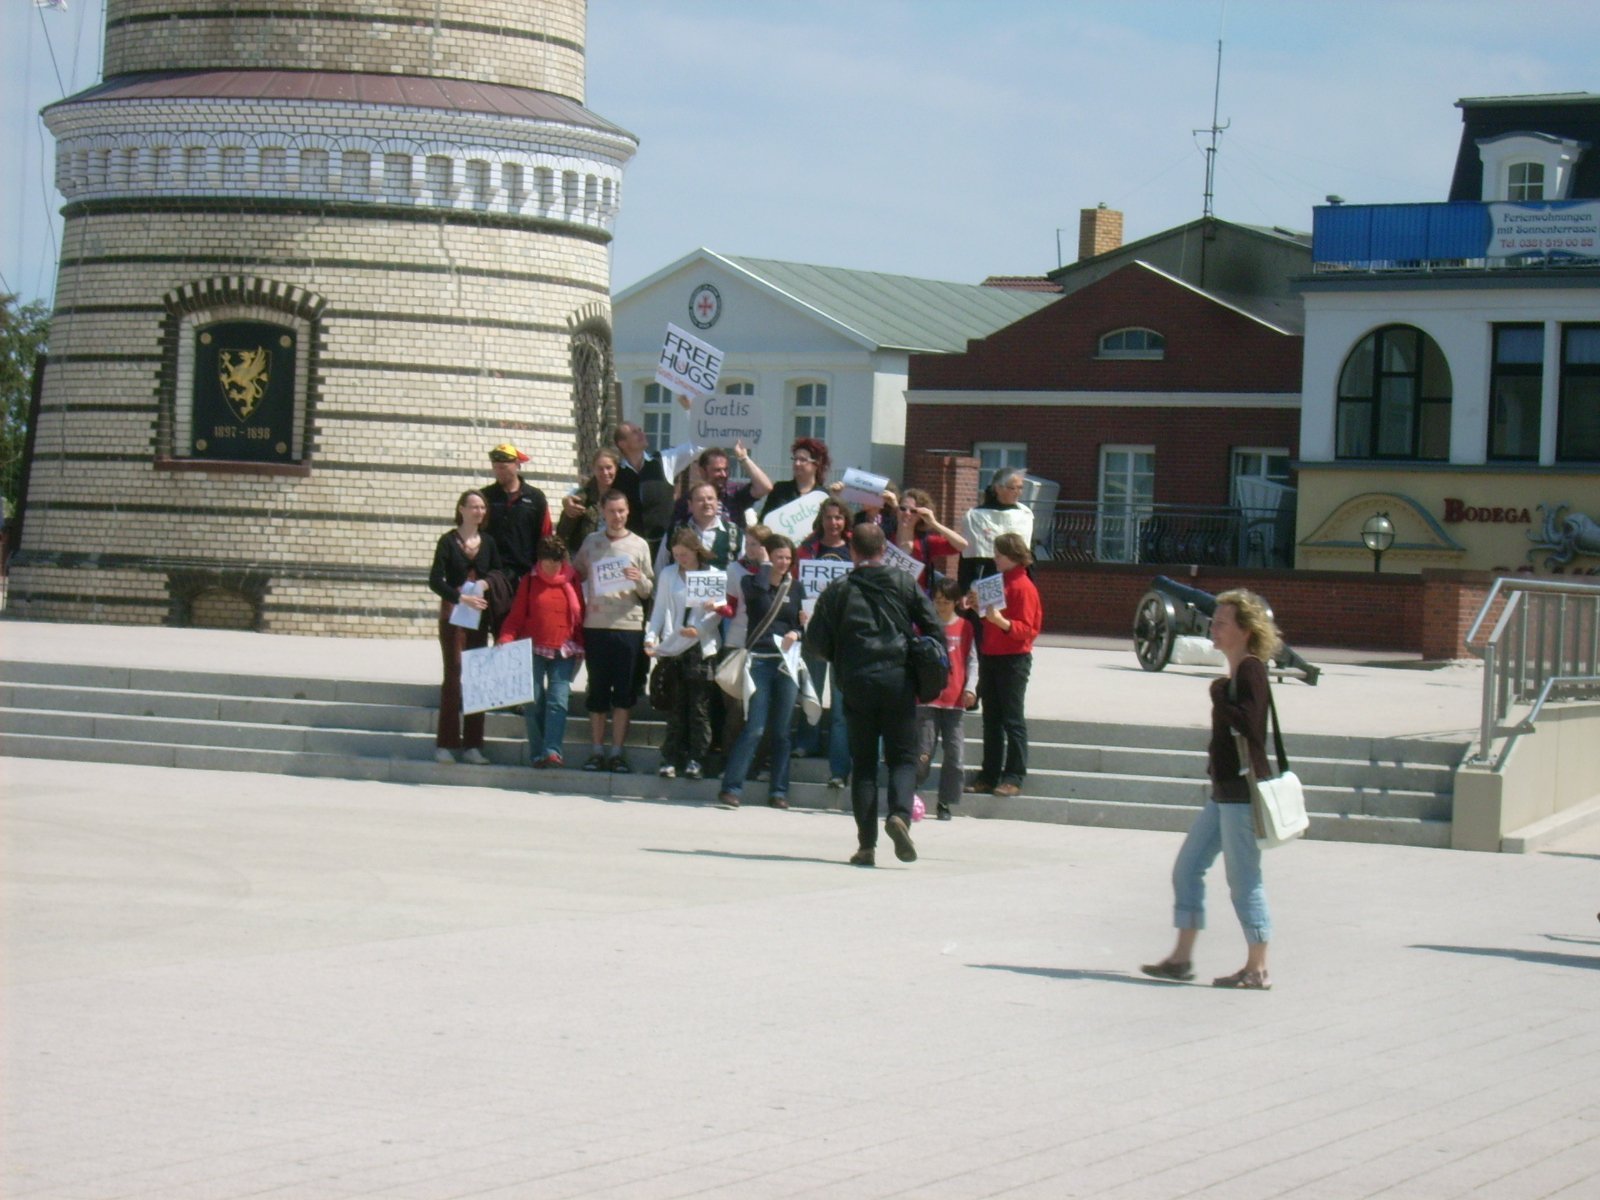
[1172,795,1271,944]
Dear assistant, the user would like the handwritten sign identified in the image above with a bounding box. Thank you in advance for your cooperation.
[685,568,728,603]
[590,554,634,598]
[763,489,826,541]
[449,579,486,629]
[972,573,1007,614]
[837,466,890,509]
[655,323,724,402]
[799,558,853,596]
[461,639,536,714]
[881,539,925,581]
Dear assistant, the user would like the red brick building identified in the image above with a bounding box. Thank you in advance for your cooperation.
[904,258,1303,567]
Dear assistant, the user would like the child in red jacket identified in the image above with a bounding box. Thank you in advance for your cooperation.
[916,577,978,819]
[498,536,584,768]
[966,531,1042,797]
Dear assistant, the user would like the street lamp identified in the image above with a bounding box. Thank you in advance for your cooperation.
[1361,512,1395,574]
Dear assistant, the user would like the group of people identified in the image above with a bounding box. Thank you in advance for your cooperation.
[427,433,1048,858]
[429,433,1282,983]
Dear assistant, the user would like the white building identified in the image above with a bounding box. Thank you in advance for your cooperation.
[613,249,1054,483]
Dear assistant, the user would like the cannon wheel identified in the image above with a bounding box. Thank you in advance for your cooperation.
[1133,589,1178,672]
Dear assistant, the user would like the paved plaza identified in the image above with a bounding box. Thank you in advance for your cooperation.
[3,748,1596,1199]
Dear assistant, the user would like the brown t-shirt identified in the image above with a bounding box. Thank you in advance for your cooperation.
[1207,655,1271,802]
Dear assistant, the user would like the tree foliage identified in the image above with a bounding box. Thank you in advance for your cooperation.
[2,294,51,517]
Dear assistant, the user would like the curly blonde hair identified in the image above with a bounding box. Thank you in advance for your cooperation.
[1215,588,1282,662]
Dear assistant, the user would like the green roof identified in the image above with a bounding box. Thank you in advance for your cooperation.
[675,251,1058,353]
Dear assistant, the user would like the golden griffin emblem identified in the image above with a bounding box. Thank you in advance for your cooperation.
[218,346,271,421]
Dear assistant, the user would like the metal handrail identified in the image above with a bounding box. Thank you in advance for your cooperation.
[1464,578,1600,763]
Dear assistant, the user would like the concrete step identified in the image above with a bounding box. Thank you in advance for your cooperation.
[0,657,1464,848]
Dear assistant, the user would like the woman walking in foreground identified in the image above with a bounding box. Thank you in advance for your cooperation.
[1143,589,1281,990]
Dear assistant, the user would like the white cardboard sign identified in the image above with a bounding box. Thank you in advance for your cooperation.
[836,466,890,509]
[461,639,536,714]
[881,539,925,580]
[972,573,1007,614]
[799,558,853,596]
[590,554,634,597]
[763,490,826,541]
[685,568,728,603]
[654,323,724,402]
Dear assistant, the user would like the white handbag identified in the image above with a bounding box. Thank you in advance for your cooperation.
[1240,693,1309,848]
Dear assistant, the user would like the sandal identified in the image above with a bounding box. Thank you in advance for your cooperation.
[1211,969,1271,990]
[1139,960,1195,982]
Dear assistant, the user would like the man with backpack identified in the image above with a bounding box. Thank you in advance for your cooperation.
[806,524,947,867]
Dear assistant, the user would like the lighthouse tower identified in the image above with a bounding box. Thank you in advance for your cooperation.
[10,1,636,634]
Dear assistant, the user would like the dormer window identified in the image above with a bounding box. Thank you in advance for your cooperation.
[1477,131,1585,202]
[1507,161,1545,201]
[1098,327,1165,360]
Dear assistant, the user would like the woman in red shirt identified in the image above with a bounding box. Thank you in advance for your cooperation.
[892,487,968,593]
[965,531,1042,798]
[497,536,585,768]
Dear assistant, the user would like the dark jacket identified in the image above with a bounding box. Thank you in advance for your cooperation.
[616,454,675,545]
[481,478,550,581]
[805,563,945,698]
[1208,656,1272,802]
[428,530,502,604]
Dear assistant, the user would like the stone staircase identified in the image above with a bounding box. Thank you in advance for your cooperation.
[0,658,1467,847]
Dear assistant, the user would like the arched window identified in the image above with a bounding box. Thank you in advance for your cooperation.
[1336,325,1452,460]
[1098,327,1165,359]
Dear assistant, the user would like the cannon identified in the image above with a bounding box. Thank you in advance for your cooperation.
[1133,575,1320,685]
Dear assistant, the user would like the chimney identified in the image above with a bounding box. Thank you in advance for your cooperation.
[1078,203,1123,261]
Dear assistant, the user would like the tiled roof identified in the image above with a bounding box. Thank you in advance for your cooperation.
[53,70,633,136]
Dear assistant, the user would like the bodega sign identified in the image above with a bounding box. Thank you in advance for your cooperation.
[1443,497,1531,525]
[655,323,724,402]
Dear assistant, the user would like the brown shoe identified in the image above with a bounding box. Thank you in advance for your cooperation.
[992,781,1022,797]
[885,814,917,863]
[848,847,876,867]
[964,778,996,794]
[716,791,741,809]
[768,795,789,809]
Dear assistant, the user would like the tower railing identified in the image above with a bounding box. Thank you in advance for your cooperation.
[1463,577,1600,765]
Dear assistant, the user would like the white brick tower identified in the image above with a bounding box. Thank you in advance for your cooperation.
[10,1,636,635]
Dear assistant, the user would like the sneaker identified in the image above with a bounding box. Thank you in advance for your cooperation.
[826,776,847,789]
[848,847,876,867]
[885,814,917,863]
[657,763,676,778]
[539,752,564,769]
[582,753,606,772]
[461,748,490,766]
[433,748,456,765]
[684,760,703,780]
[609,754,632,774]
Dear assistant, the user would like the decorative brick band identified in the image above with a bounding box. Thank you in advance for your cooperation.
[105,7,586,56]
[47,94,632,232]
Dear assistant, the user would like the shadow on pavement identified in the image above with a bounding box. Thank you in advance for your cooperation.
[968,963,1181,987]
[1409,944,1600,970]
[1542,933,1600,946]
[643,847,847,867]
[1539,851,1600,862]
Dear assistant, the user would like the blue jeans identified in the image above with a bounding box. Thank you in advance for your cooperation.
[721,655,798,797]
[524,654,576,761]
[1172,798,1271,944]
[797,651,850,777]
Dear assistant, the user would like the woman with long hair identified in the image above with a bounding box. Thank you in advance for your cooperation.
[1142,589,1282,990]
[892,486,968,593]
[645,529,722,780]
[427,488,501,765]
[556,447,621,548]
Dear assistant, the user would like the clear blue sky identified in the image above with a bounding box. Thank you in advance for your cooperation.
[4,0,1594,306]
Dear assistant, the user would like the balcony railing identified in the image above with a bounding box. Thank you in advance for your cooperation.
[1312,200,1600,272]
[1034,502,1295,569]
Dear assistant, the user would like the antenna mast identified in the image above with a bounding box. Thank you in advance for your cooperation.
[1198,38,1229,220]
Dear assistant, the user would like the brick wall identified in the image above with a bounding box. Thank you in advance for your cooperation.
[1029,563,1518,657]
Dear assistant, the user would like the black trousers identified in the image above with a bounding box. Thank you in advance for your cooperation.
[844,684,919,849]
[979,651,1032,784]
